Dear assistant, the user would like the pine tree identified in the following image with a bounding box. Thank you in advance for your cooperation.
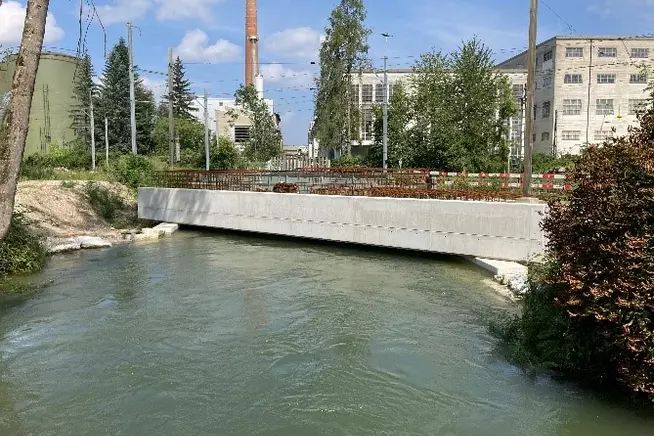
[96,38,158,153]
[97,38,131,152]
[161,56,197,119]
[313,0,371,155]
[69,52,95,145]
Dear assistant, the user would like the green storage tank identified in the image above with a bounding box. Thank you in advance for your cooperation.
[0,51,81,156]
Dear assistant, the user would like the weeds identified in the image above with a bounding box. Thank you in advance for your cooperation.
[84,182,136,228]
[0,214,47,277]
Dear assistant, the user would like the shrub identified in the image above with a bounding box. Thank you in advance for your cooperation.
[0,214,47,277]
[331,154,364,167]
[85,182,122,222]
[501,113,654,398]
[110,154,157,190]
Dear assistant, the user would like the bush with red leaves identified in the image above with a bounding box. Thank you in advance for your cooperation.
[496,113,654,399]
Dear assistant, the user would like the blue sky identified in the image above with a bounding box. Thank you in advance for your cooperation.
[0,0,653,144]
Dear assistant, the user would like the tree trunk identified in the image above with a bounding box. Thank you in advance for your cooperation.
[0,0,49,241]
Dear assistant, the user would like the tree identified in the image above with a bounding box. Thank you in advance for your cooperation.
[160,56,197,119]
[69,52,95,145]
[231,85,282,162]
[0,0,49,241]
[135,84,156,154]
[366,81,412,167]
[210,135,242,170]
[313,0,371,155]
[408,38,517,171]
[152,116,204,155]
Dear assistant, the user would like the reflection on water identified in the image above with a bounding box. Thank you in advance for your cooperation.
[0,231,653,435]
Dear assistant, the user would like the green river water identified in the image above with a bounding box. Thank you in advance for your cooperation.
[0,231,653,435]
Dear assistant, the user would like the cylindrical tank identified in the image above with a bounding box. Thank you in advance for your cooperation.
[0,51,80,156]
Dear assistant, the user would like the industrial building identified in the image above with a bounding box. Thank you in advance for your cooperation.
[498,35,654,155]
[0,51,81,156]
[312,35,654,159]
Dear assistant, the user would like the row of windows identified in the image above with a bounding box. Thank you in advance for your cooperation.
[350,84,396,104]
[535,98,647,118]
[563,72,647,84]
[557,130,613,141]
[561,46,650,59]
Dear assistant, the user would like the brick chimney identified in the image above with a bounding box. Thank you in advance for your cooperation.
[245,0,258,87]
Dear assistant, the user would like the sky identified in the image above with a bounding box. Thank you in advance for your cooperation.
[1,0,654,145]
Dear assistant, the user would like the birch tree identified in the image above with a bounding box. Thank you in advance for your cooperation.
[0,0,49,241]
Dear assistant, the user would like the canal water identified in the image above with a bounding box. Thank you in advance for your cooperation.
[0,232,653,435]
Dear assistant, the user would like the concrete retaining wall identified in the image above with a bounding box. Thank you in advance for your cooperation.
[138,188,547,261]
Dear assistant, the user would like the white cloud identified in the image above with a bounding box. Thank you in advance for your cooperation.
[263,27,324,61]
[280,111,296,124]
[141,76,167,102]
[260,63,314,88]
[176,29,241,63]
[92,0,223,25]
[93,0,152,25]
[0,1,64,45]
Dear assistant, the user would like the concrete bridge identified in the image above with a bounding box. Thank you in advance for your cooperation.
[138,187,546,262]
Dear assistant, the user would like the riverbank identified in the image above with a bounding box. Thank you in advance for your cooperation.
[14,180,139,247]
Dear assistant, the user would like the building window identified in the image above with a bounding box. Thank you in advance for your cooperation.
[389,84,396,98]
[234,126,250,143]
[532,133,536,142]
[350,84,359,104]
[512,84,524,102]
[543,73,552,87]
[543,50,553,61]
[596,98,615,115]
[541,132,550,141]
[562,99,582,115]
[375,84,383,103]
[598,47,617,57]
[533,105,537,120]
[566,47,584,57]
[594,130,611,141]
[630,73,648,83]
[361,84,373,103]
[631,48,649,58]
[597,73,616,84]
[542,101,551,118]
[564,74,583,84]
[562,130,581,140]
[629,98,648,114]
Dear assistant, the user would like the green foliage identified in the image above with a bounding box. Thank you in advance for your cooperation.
[366,82,412,167]
[110,154,156,190]
[314,0,371,153]
[69,52,95,145]
[530,153,577,173]
[0,214,46,277]
[84,181,136,228]
[96,38,155,153]
[498,112,654,399]
[407,38,517,171]
[153,116,205,156]
[331,154,364,167]
[210,135,242,170]
[232,85,282,162]
[160,57,197,119]
[20,143,92,179]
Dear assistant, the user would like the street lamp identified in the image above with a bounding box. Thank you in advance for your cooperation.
[381,33,392,169]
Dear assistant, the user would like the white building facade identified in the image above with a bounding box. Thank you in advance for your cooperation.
[498,36,654,155]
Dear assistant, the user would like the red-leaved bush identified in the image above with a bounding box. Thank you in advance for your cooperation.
[542,113,654,396]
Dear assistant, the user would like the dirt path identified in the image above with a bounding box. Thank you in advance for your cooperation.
[14,180,138,243]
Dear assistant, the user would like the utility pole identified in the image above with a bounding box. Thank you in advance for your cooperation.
[204,89,210,171]
[523,0,538,196]
[89,89,96,170]
[104,117,109,167]
[381,33,392,169]
[127,22,137,154]
[168,48,175,166]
